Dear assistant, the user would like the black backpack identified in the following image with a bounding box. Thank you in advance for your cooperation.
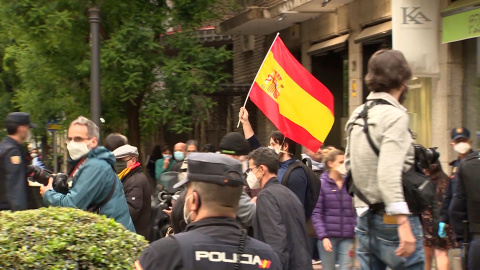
[282,160,321,219]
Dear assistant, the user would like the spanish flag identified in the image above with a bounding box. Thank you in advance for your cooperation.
[248,35,334,151]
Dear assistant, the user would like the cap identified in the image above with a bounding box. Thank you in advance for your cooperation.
[451,127,470,141]
[6,112,36,128]
[173,152,244,189]
[113,144,139,158]
[219,132,250,155]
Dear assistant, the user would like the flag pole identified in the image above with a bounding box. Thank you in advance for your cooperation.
[237,32,280,128]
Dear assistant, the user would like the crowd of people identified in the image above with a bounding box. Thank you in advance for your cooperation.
[0,49,479,270]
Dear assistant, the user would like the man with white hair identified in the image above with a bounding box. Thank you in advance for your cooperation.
[113,144,152,238]
[40,116,135,232]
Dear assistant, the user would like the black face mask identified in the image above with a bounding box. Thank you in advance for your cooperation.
[114,160,127,174]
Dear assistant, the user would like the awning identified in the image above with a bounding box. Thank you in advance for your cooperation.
[442,0,480,43]
[354,21,392,44]
[307,34,349,55]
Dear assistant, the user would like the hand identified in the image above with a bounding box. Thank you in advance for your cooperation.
[251,196,257,204]
[39,177,53,197]
[438,222,447,238]
[163,157,170,169]
[395,219,416,258]
[162,206,172,217]
[322,238,333,252]
[134,260,143,270]
[239,107,250,124]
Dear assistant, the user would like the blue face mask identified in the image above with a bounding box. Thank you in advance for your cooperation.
[163,155,172,159]
[174,151,184,161]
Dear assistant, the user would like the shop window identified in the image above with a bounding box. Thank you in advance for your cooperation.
[404,77,432,147]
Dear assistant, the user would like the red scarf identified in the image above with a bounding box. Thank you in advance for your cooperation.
[118,162,141,180]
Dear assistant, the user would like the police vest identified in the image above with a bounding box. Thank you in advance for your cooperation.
[0,142,17,208]
[173,230,278,270]
[459,152,480,233]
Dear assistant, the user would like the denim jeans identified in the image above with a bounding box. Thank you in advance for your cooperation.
[317,238,354,270]
[355,212,425,270]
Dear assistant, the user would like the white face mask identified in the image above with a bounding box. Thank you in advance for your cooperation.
[268,145,281,155]
[67,141,90,160]
[183,193,194,225]
[246,169,261,189]
[453,142,471,154]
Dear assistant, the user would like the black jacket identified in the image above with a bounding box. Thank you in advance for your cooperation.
[450,150,480,236]
[254,177,312,270]
[121,166,151,239]
[0,136,39,211]
[139,217,281,270]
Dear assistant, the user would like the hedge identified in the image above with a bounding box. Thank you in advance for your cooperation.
[0,207,148,269]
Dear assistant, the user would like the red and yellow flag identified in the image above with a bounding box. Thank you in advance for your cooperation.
[249,36,334,151]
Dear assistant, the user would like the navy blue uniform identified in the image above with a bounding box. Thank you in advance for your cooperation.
[139,217,281,270]
[450,150,480,269]
[0,136,29,210]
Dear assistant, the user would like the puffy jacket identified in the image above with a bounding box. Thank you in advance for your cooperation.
[312,171,356,240]
[44,147,135,232]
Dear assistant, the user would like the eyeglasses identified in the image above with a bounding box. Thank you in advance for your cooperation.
[67,136,91,143]
[245,167,258,174]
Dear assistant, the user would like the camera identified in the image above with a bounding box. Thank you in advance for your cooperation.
[27,165,70,194]
[414,144,440,170]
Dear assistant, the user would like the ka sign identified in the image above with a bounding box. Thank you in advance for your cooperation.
[393,0,439,77]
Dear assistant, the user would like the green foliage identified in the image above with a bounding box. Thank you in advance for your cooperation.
[0,207,148,269]
[0,0,232,141]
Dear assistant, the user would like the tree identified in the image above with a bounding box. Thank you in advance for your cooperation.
[0,0,232,150]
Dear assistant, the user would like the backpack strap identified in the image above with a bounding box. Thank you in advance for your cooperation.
[281,161,302,186]
[87,164,117,213]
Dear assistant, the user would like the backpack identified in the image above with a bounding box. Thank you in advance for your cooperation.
[346,99,437,215]
[282,160,321,219]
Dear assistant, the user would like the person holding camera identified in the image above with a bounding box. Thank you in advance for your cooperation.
[39,116,135,232]
[0,112,37,211]
[345,50,424,269]
[136,153,281,270]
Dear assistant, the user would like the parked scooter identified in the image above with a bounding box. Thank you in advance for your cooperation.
[149,171,182,242]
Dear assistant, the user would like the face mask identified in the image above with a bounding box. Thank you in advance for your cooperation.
[268,145,281,155]
[115,160,128,174]
[67,141,90,160]
[454,142,471,154]
[183,193,194,225]
[174,151,185,161]
[246,170,261,189]
[163,155,172,159]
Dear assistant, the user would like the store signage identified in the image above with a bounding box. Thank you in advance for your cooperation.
[393,0,440,76]
[442,7,480,43]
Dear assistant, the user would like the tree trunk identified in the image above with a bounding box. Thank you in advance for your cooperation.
[125,94,144,154]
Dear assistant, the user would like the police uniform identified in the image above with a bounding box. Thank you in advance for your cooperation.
[440,128,472,240]
[138,153,281,270]
[0,112,36,211]
[450,150,480,269]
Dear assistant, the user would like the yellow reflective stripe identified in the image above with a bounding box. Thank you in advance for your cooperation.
[255,51,335,142]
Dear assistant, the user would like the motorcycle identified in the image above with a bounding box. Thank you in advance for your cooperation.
[149,171,182,242]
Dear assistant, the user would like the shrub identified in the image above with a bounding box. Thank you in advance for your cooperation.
[0,207,148,269]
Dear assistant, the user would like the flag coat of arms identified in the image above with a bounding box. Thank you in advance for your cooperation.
[248,35,334,151]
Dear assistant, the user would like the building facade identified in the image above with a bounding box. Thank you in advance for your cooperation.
[217,0,480,169]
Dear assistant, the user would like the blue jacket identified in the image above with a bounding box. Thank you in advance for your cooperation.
[44,147,135,232]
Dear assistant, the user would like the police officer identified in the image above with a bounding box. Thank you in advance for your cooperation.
[135,153,281,270]
[0,112,36,211]
[438,127,473,239]
[450,150,480,269]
